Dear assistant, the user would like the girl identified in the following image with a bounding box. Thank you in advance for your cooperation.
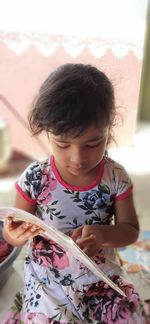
[2,64,147,323]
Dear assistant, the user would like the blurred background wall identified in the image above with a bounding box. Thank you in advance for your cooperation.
[0,0,148,160]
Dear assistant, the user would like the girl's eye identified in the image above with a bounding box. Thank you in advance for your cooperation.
[56,143,69,149]
[87,142,101,148]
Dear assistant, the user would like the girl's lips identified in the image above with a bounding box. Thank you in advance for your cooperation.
[69,166,89,174]
[69,165,85,170]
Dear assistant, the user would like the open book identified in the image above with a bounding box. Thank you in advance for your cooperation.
[0,206,126,297]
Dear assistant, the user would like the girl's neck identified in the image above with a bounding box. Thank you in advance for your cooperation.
[57,164,99,187]
[51,156,105,189]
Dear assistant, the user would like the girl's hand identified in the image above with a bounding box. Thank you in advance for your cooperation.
[3,216,43,247]
[71,225,104,258]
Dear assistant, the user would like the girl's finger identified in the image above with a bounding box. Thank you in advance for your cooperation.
[10,222,31,238]
[5,216,13,226]
[17,228,43,240]
[11,222,40,237]
[31,229,44,238]
[83,247,96,257]
[76,234,96,244]
[5,217,23,230]
[71,226,83,240]
[29,225,42,232]
[6,216,13,222]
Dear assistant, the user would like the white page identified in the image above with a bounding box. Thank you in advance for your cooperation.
[0,206,126,297]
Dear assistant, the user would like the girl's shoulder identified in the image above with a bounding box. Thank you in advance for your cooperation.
[22,156,56,183]
[25,156,51,173]
[103,156,133,197]
[15,156,55,202]
[37,156,51,168]
[17,156,53,190]
[104,156,128,174]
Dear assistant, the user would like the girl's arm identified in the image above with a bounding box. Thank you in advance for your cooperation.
[107,192,139,246]
[72,193,139,257]
[2,192,42,247]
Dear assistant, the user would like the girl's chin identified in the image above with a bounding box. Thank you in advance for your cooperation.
[68,166,89,175]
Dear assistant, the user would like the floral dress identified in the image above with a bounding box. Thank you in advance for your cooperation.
[2,156,147,324]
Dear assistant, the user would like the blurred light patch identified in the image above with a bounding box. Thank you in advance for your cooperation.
[0,178,14,193]
[109,127,150,175]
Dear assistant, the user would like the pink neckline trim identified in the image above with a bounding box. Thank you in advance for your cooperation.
[50,155,104,192]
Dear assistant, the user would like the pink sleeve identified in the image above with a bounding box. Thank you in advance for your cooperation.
[15,182,36,204]
[115,185,133,201]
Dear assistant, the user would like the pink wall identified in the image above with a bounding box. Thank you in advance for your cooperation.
[0,41,142,159]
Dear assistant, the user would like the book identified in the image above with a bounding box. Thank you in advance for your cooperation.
[0,206,126,297]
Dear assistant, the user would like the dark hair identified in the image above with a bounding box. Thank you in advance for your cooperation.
[29,63,116,139]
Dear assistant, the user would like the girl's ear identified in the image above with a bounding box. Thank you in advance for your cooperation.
[46,132,49,140]
[104,150,108,157]
[46,132,53,144]
[106,132,112,147]
[106,129,116,148]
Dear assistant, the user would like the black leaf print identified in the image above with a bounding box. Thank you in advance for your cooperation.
[13,292,23,311]
[73,218,77,225]
[85,219,93,225]
[73,198,82,202]
[63,189,74,194]
[36,294,40,299]
[24,180,30,186]
[85,210,93,215]
[34,301,39,307]
[98,183,110,194]
[50,267,60,278]
[78,205,87,210]
[51,200,58,205]
[53,211,60,216]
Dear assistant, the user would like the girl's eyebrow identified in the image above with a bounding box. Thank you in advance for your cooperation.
[87,136,104,142]
[54,136,105,143]
[53,138,70,143]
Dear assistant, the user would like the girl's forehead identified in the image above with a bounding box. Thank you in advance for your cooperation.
[52,124,108,142]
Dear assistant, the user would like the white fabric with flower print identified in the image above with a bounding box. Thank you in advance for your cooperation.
[2,155,146,324]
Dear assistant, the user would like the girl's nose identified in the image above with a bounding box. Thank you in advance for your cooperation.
[70,147,86,166]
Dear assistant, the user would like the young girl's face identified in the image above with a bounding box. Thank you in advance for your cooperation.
[49,124,108,180]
